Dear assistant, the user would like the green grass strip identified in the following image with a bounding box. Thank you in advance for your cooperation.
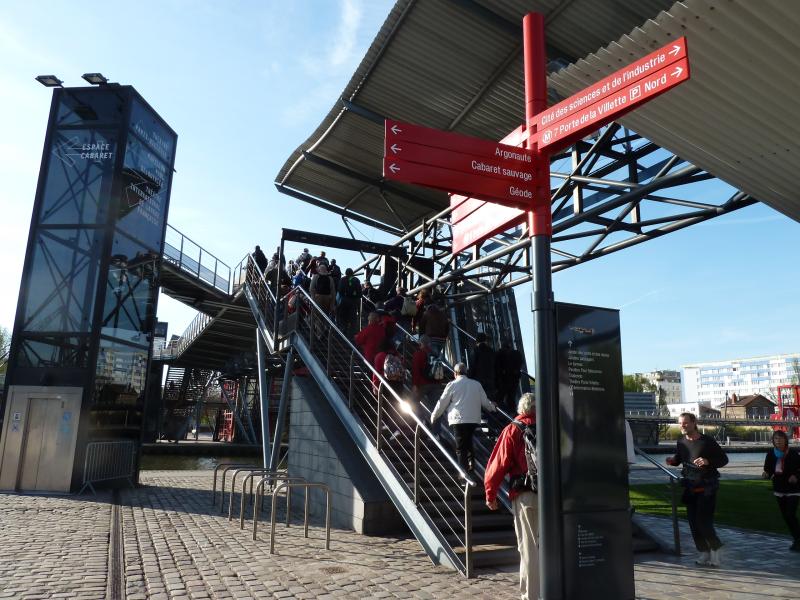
[630,479,792,536]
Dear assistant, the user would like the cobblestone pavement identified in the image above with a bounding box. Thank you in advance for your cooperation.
[1,470,799,599]
[0,492,111,599]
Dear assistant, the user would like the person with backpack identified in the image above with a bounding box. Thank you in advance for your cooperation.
[309,264,335,314]
[373,337,405,394]
[412,335,444,436]
[484,392,539,600]
[336,268,361,338]
[430,362,497,476]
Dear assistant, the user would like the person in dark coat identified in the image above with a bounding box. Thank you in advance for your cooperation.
[762,430,800,550]
[495,340,524,412]
[253,245,268,273]
[336,268,361,338]
[666,412,729,567]
[468,332,496,399]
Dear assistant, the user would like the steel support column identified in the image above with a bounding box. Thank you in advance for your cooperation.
[256,330,271,468]
[269,345,295,471]
[525,12,563,600]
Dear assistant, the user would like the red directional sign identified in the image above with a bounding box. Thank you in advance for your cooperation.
[385,139,535,186]
[385,120,535,170]
[530,37,687,132]
[535,57,689,152]
[383,157,536,209]
[383,120,537,208]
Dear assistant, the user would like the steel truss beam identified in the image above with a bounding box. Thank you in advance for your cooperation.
[342,123,756,304]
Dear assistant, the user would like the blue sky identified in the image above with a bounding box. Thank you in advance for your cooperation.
[0,1,797,375]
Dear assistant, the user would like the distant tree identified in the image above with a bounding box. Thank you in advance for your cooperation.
[0,326,10,373]
[623,374,656,393]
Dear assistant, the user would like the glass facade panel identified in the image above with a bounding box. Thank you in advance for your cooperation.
[16,335,90,368]
[40,129,117,225]
[117,135,169,250]
[102,232,159,344]
[22,228,103,333]
[56,88,126,127]
[129,99,176,163]
[93,338,148,405]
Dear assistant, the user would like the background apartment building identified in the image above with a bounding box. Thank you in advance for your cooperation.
[642,370,682,404]
[682,353,800,407]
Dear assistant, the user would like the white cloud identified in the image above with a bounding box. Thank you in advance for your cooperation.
[619,289,661,309]
[329,0,362,68]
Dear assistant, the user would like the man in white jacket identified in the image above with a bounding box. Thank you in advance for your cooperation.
[431,362,497,476]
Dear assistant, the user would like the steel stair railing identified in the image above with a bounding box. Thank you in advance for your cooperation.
[240,268,480,576]
[163,224,231,293]
[391,321,517,511]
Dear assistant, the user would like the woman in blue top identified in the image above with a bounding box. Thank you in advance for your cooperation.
[762,430,800,551]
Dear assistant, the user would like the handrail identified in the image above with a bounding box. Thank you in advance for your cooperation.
[633,445,682,556]
[292,284,478,486]
[163,224,231,293]
[634,447,680,480]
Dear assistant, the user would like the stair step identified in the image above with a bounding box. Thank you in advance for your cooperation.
[431,512,513,533]
[632,536,661,553]
[446,529,517,547]
[470,547,520,568]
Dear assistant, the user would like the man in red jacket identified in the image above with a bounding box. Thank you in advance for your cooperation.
[354,311,386,366]
[484,392,538,600]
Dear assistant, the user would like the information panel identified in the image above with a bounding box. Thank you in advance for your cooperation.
[555,302,633,600]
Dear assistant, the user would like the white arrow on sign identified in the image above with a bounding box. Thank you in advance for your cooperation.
[389,163,400,174]
[390,124,402,135]
[390,143,401,154]
[671,66,683,77]
[668,44,681,57]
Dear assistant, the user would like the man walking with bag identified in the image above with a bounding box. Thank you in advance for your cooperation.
[484,392,538,600]
[666,412,728,567]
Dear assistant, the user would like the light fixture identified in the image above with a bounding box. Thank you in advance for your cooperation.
[82,72,108,85]
[35,75,63,87]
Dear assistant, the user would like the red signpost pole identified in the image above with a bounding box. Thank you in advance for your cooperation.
[524,12,563,600]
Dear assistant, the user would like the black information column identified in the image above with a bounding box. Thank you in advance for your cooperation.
[556,302,634,600]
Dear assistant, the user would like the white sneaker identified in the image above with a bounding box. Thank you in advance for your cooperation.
[695,551,710,566]
[708,548,721,567]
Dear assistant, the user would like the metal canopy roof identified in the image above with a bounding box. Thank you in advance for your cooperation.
[276,0,800,229]
[548,0,800,222]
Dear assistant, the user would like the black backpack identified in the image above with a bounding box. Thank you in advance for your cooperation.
[510,420,538,492]
[315,275,332,295]
[346,277,361,298]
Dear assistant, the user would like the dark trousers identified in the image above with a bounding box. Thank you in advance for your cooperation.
[496,383,519,414]
[452,423,478,472]
[776,495,800,541]
[684,489,722,552]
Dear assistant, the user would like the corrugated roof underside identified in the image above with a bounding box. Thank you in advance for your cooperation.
[276,0,677,227]
[549,0,800,221]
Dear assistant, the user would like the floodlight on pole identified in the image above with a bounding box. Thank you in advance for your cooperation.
[35,75,63,88]
[82,72,108,85]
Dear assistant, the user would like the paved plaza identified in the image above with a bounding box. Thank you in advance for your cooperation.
[0,470,798,599]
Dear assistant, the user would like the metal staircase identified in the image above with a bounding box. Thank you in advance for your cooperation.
[239,257,519,576]
[160,366,216,441]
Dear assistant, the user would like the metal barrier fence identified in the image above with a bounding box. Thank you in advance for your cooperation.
[79,440,137,495]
